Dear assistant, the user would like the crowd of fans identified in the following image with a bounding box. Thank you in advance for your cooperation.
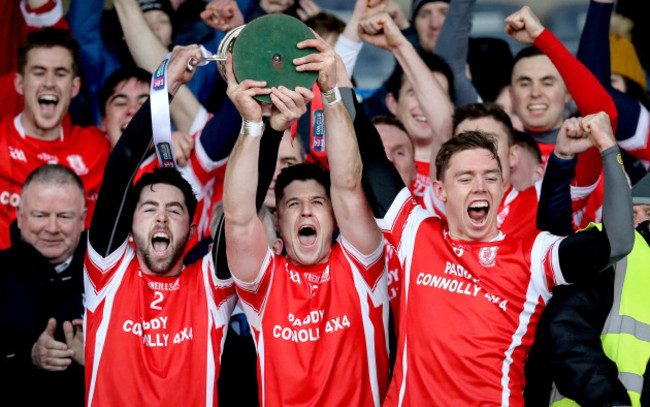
[1,0,649,405]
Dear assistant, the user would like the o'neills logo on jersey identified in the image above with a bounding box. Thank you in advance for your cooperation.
[453,246,464,257]
[479,247,498,267]
[147,280,180,291]
[37,152,58,163]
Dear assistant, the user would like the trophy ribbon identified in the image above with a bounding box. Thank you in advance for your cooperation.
[149,46,215,169]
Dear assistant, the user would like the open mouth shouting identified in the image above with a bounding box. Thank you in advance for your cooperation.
[467,200,489,226]
[151,230,171,257]
[38,94,59,117]
[297,224,317,247]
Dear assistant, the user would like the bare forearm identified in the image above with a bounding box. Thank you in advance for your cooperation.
[324,96,362,192]
[223,132,263,225]
[393,41,453,138]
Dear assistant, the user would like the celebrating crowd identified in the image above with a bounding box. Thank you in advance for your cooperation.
[1,0,649,406]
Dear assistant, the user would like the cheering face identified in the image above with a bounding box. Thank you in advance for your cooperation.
[17,182,86,265]
[414,2,450,53]
[387,73,449,147]
[434,149,503,242]
[132,183,195,276]
[15,46,80,137]
[101,78,150,147]
[275,180,334,266]
[510,55,571,134]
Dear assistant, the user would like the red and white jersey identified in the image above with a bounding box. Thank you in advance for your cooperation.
[409,159,430,199]
[135,116,227,250]
[84,239,236,407]
[380,188,566,407]
[497,184,541,239]
[235,237,390,407]
[0,114,109,249]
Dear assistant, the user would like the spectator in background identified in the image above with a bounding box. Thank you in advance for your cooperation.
[359,12,454,201]
[510,130,544,191]
[0,28,110,250]
[373,115,418,188]
[0,0,68,119]
[98,67,152,148]
[0,164,86,406]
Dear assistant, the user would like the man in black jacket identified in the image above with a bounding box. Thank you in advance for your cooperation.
[0,164,86,405]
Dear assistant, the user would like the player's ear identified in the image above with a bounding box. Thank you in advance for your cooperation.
[386,92,398,115]
[432,179,446,202]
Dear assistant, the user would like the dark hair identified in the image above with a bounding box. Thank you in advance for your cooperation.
[18,28,80,76]
[452,102,514,146]
[386,52,455,102]
[132,167,198,220]
[275,163,331,205]
[99,67,151,117]
[513,130,542,164]
[435,131,502,181]
[511,46,544,74]
[372,115,406,132]
[304,11,346,38]
[22,164,85,198]
[372,115,414,153]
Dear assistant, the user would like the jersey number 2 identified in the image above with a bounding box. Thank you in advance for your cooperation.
[151,291,164,310]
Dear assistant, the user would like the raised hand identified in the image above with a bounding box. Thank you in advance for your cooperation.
[555,117,592,159]
[581,111,616,152]
[269,86,314,131]
[224,53,271,123]
[166,45,204,95]
[505,6,545,45]
[296,0,322,22]
[31,318,75,371]
[358,12,407,51]
[295,32,338,92]
[200,0,245,32]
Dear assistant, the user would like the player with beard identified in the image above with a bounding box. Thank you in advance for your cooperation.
[82,45,309,406]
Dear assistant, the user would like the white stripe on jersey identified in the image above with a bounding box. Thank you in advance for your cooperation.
[86,242,133,407]
[499,232,562,406]
[342,245,388,407]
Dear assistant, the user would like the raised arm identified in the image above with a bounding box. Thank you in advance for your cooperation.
[505,6,618,133]
[112,0,202,133]
[89,46,203,256]
[577,0,648,161]
[295,34,383,254]
[223,57,313,282]
[360,12,454,143]
[434,0,481,106]
[553,112,634,282]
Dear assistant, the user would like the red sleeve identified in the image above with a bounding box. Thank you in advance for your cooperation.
[534,29,618,133]
[534,30,614,192]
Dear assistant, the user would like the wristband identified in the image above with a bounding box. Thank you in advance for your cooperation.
[322,86,342,106]
[241,119,264,137]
